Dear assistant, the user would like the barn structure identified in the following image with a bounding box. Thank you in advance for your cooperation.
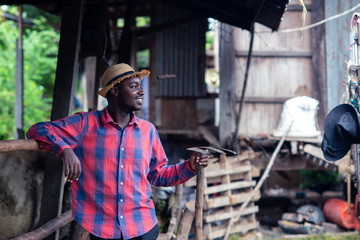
[1,0,359,239]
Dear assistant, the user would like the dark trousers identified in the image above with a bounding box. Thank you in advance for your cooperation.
[89,224,159,240]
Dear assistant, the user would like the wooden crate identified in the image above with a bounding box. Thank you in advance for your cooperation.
[185,151,260,239]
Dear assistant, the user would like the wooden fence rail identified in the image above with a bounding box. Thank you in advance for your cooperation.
[0,139,41,152]
[10,210,73,240]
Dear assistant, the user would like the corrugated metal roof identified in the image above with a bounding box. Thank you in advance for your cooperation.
[3,0,288,31]
[155,4,207,97]
[169,0,289,31]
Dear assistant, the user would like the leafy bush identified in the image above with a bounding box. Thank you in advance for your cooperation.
[0,5,59,139]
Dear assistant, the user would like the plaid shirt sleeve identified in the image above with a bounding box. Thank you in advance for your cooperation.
[147,125,196,187]
[26,112,86,156]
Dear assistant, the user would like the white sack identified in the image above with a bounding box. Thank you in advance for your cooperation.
[272,96,321,138]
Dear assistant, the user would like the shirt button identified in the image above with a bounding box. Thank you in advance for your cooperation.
[121,165,124,168]
[121,148,125,151]
[120,216,123,219]
[120,182,124,185]
[120,199,123,202]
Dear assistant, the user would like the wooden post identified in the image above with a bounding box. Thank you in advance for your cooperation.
[311,0,326,128]
[195,161,204,240]
[42,1,84,239]
[176,207,195,240]
[219,23,236,147]
[117,0,135,63]
[15,5,24,139]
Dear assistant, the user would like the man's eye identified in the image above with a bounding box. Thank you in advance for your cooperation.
[130,85,142,89]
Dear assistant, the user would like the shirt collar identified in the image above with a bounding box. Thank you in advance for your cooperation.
[102,107,139,127]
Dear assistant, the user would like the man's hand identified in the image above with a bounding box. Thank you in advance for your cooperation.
[60,148,82,182]
[189,152,209,171]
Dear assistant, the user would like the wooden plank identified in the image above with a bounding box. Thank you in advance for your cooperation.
[235,50,312,58]
[235,13,312,52]
[233,7,314,138]
[242,96,291,103]
[185,171,250,187]
[204,180,256,195]
[176,207,195,240]
[205,165,252,178]
[205,190,261,209]
[208,220,259,240]
[311,0,327,128]
[198,126,221,147]
[219,23,236,146]
[205,206,259,223]
[185,151,258,187]
[216,154,233,239]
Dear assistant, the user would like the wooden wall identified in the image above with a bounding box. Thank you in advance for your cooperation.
[234,0,318,137]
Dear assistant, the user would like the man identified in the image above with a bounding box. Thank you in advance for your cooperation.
[27,63,209,240]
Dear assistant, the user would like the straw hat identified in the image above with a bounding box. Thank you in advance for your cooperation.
[97,63,150,97]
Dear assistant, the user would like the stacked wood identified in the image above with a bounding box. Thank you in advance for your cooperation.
[184,150,260,239]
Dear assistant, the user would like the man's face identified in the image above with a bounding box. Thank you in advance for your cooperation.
[116,77,144,112]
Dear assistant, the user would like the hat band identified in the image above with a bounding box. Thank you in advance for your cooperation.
[106,70,135,86]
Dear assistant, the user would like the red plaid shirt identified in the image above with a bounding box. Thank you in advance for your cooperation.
[27,108,196,239]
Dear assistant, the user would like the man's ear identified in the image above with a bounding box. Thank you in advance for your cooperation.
[109,86,119,96]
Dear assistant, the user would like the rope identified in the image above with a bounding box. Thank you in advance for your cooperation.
[257,3,360,34]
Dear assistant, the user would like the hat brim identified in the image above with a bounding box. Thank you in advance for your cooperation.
[97,69,150,97]
[321,134,350,161]
[324,104,360,147]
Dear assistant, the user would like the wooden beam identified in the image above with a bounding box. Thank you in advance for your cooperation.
[0,139,40,152]
[117,0,135,63]
[311,0,327,129]
[15,5,24,139]
[93,1,108,111]
[149,0,157,124]
[235,50,312,58]
[11,210,73,240]
[219,23,236,147]
[239,96,291,104]
[42,1,84,240]
[51,0,83,120]
[134,15,205,37]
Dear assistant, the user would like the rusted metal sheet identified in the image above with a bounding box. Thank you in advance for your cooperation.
[325,1,357,111]
[155,3,207,98]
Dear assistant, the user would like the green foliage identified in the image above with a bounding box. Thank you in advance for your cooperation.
[0,5,59,139]
[136,16,150,27]
[206,31,214,50]
[299,170,341,191]
[137,49,150,68]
